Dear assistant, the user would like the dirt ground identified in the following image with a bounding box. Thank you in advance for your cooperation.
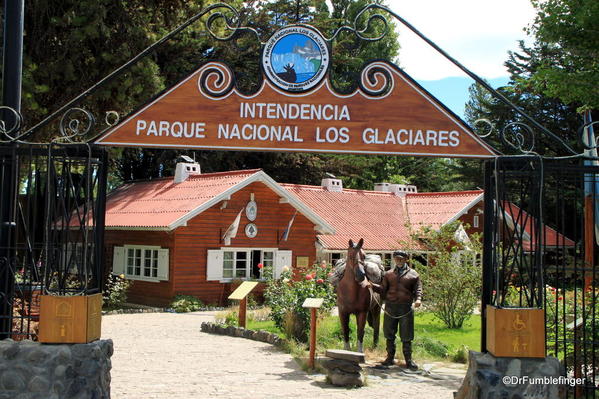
[102,311,466,398]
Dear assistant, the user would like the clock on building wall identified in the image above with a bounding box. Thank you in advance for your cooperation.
[245,223,258,238]
[246,200,257,221]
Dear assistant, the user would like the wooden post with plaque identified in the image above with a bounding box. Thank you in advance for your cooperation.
[228,281,259,328]
[486,305,545,358]
[302,297,324,369]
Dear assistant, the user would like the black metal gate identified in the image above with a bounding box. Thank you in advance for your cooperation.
[0,142,107,340]
[483,156,599,397]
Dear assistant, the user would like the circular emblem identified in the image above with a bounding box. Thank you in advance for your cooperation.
[245,223,258,238]
[246,201,257,221]
[262,26,329,92]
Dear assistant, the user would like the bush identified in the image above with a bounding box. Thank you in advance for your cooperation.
[103,274,132,309]
[170,294,204,313]
[414,336,449,358]
[215,309,239,326]
[451,345,469,363]
[409,222,482,329]
[264,263,336,342]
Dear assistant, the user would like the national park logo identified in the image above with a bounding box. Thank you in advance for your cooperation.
[262,25,330,92]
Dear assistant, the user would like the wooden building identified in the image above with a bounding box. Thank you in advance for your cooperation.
[105,159,333,306]
[104,158,486,306]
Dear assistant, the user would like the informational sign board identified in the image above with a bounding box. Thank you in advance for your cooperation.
[96,25,495,158]
[302,297,324,308]
[228,281,259,301]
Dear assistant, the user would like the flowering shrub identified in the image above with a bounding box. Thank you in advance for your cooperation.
[103,274,132,309]
[263,263,336,342]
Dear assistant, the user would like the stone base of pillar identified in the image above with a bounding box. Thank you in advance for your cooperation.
[455,350,566,399]
[0,339,113,399]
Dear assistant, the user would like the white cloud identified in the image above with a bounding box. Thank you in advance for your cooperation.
[385,0,537,80]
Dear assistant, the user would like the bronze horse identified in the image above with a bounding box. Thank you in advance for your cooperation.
[336,238,381,352]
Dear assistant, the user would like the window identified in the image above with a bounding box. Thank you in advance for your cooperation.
[222,249,274,279]
[473,215,480,228]
[329,252,343,265]
[222,251,248,279]
[62,242,94,274]
[207,248,290,282]
[113,245,169,282]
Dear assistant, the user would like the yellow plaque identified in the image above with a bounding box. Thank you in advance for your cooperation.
[296,256,309,268]
[302,298,324,308]
[228,281,259,301]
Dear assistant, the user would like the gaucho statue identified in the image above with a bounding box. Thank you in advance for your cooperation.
[370,250,422,370]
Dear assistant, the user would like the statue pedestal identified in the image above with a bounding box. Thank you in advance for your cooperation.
[455,351,566,399]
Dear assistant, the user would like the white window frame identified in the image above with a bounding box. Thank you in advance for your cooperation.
[473,215,480,228]
[206,247,283,283]
[122,245,168,283]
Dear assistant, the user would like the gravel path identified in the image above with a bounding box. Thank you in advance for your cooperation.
[102,311,465,398]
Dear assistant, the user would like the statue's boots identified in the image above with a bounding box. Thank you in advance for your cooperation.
[381,340,395,366]
[403,341,418,371]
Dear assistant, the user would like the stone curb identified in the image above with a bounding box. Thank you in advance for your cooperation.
[102,307,167,315]
[103,305,265,315]
[200,322,284,347]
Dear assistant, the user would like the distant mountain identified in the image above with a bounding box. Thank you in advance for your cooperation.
[416,76,510,120]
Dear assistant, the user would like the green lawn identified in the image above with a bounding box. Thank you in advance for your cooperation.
[246,309,481,363]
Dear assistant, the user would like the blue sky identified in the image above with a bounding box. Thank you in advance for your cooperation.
[382,0,535,118]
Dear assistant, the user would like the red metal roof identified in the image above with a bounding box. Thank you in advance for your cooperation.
[104,170,261,228]
[502,202,575,250]
[406,190,484,230]
[282,184,415,251]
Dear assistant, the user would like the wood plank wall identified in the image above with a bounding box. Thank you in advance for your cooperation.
[173,181,317,305]
[104,181,318,306]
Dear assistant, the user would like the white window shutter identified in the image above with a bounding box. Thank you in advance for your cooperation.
[206,250,223,281]
[157,249,170,281]
[274,250,292,279]
[112,246,125,275]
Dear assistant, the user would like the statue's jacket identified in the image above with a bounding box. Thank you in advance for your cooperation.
[372,266,423,305]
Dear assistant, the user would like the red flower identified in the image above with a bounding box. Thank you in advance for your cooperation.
[257,263,263,269]
[317,278,324,284]
[558,296,563,300]
[305,274,313,281]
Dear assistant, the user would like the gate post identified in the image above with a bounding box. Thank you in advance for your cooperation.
[0,0,25,339]
[481,160,495,352]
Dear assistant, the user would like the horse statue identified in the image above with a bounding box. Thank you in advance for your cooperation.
[330,238,383,352]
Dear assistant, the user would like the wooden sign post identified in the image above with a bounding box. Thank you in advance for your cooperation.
[302,297,324,369]
[228,281,259,328]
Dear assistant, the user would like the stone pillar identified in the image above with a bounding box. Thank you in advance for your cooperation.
[455,350,566,399]
[0,339,112,399]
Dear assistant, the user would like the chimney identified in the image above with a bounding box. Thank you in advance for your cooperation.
[374,182,391,192]
[321,178,343,192]
[174,155,201,183]
[374,182,417,196]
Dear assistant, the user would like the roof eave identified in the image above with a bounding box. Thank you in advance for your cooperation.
[167,171,336,234]
[442,193,485,227]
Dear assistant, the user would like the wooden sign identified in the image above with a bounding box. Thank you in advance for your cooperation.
[228,281,259,301]
[296,256,309,268]
[95,61,496,158]
[302,297,324,308]
[39,293,102,344]
[486,305,545,358]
